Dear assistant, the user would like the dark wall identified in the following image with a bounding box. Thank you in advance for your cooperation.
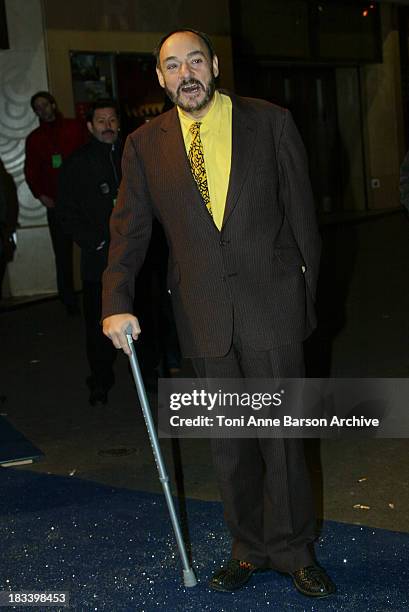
[0,0,9,49]
[44,0,230,35]
[230,0,382,64]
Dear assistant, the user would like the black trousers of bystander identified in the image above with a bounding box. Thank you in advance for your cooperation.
[82,280,117,392]
[47,208,77,309]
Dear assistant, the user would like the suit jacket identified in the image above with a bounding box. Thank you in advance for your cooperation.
[102,92,321,358]
[57,137,122,282]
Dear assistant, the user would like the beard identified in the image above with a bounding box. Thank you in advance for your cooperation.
[165,76,216,114]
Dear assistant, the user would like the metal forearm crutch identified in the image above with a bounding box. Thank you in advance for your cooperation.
[125,326,197,588]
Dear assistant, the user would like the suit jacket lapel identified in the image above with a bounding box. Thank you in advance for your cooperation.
[159,108,218,230]
[222,94,257,228]
[158,95,257,230]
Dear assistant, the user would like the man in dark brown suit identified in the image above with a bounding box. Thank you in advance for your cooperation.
[102,29,335,598]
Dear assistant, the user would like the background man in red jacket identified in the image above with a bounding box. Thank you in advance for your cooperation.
[24,91,86,314]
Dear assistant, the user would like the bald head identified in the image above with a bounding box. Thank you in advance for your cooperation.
[154,29,215,67]
[156,31,219,119]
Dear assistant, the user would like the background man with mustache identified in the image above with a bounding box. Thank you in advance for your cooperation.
[102,30,335,598]
[57,101,122,406]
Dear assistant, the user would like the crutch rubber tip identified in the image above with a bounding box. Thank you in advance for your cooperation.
[183,568,197,587]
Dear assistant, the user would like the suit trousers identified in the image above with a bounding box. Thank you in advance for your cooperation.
[82,280,117,391]
[191,334,316,573]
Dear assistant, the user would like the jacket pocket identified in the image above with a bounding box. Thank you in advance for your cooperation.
[274,246,306,271]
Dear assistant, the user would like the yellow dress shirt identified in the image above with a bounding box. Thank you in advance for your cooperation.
[178,91,232,230]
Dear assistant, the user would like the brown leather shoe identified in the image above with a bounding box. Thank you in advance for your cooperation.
[291,565,336,597]
[209,559,258,592]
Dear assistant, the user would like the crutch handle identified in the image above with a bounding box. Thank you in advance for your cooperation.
[125,324,135,339]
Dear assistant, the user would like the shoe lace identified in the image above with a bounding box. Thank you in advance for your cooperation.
[298,565,325,586]
[238,560,256,570]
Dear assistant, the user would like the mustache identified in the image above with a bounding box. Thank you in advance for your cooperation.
[177,79,204,95]
[102,129,115,136]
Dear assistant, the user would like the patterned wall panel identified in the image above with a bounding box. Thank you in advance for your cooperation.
[0,0,48,227]
[1,0,57,298]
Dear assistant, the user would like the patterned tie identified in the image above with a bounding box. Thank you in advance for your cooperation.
[188,122,212,216]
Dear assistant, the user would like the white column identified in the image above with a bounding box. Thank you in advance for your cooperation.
[1,0,56,296]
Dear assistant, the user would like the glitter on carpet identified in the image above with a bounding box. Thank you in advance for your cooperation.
[0,468,407,611]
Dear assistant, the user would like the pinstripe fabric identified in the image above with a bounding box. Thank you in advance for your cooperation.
[192,337,315,572]
[101,91,321,573]
[102,92,321,359]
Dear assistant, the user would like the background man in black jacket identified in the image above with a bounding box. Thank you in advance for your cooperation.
[57,100,122,405]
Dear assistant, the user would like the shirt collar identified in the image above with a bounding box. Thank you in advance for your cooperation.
[177,90,223,137]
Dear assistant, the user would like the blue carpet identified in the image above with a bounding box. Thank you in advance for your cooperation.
[0,416,44,466]
[0,469,408,611]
